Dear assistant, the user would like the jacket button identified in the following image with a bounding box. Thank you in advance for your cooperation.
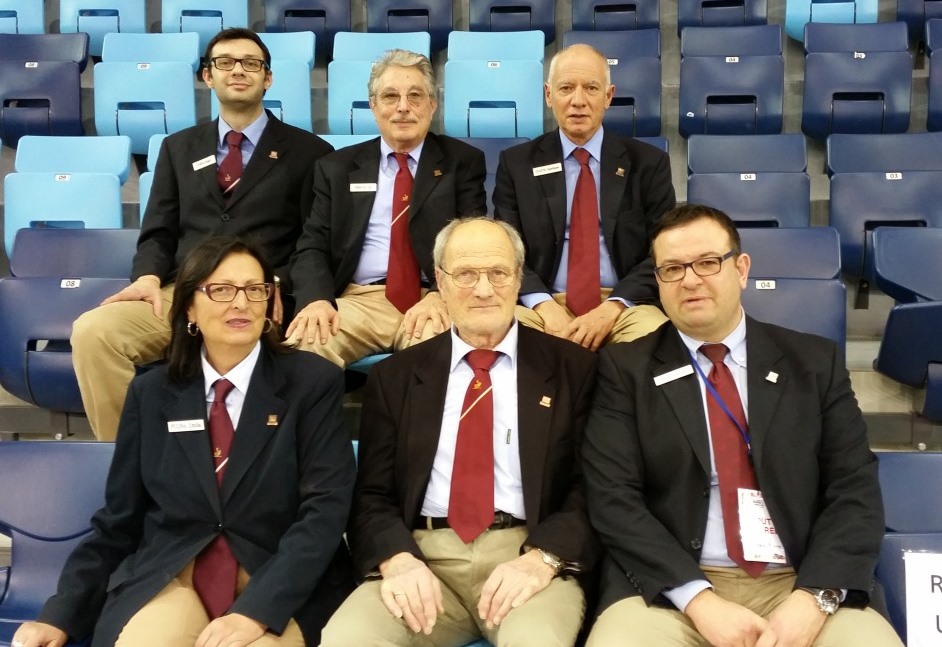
[221,213,231,222]
[703,487,710,498]
[690,538,702,550]
[216,523,223,531]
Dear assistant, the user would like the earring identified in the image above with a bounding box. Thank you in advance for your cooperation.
[187,322,199,336]
[262,318,273,333]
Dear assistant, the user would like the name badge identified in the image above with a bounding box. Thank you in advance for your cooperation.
[167,419,205,433]
[738,488,788,563]
[653,364,695,386]
[532,163,562,177]
[192,155,215,171]
[350,183,378,192]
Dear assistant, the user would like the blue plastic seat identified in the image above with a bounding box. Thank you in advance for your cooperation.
[801,22,912,140]
[0,32,88,70]
[101,31,201,72]
[687,133,807,174]
[785,0,878,41]
[457,136,526,214]
[211,59,312,131]
[447,29,544,61]
[318,133,377,149]
[138,133,166,216]
[637,136,668,151]
[259,30,315,69]
[262,0,348,62]
[572,0,660,30]
[677,0,767,35]
[366,0,452,52]
[875,532,942,644]
[0,60,82,147]
[826,132,942,174]
[739,227,841,279]
[326,59,379,135]
[93,61,197,155]
[59,0,145,56]
[0,0,44,33]
[332,30,431,60]
[679,25,784,137]
[929,16,942,51]
[873,227,942,303]
[562,29,662,136]
[161,0,248,53]
[9,227,139,278]
[469,0,555,45]
[14,134,131,183]
[929,20,942,131]
[742,277,846,347]
[876,300,942,420]
[898,0,942,46]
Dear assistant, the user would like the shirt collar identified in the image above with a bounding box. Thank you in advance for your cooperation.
[380,137,425,171]
[217,110,269,148]
[559,126,604,164]
[676,308,748,369]
[448,320,519,373]
[201,341,262,398]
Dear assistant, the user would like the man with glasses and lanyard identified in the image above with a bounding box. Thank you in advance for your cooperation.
[287,49,486,368]
[581,204,902,647]
[72,28,333,441]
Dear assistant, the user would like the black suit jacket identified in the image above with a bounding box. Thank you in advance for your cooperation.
[289,133,487,309]
[582,318,884,614]
[38,349,356,646]
[134,113,333,291]
[493,129,675,304]
[348,326,600,576]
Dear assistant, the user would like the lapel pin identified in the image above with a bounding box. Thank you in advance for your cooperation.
[766,371,779,384]
[539,396,552,408]
[433,169,443,177]
[269,151,278,159]
[616,167,625,177]
[267,414,279,426]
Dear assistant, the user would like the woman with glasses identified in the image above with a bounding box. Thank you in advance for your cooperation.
[12,237,355,647]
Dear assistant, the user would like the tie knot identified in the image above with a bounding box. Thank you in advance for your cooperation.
[393,152,410,171]
[572,147,591,166]
[700,343,729,365]
[213,378,235,403]
[466,349,500,372]
[225,130,244,148]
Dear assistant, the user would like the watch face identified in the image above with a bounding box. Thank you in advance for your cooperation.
[816,589,840,614]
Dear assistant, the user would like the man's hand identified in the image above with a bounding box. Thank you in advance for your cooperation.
[685,589,778,647]
[10,621,68,647]
[101,275,164,318]
[284,300,340,346]
[477,550,556,629]
[400,291,450,340]
[195,613,266,647]
[564,300,624,351]
[533,299,573,338]
[766,590,828,647]
[378,552,444,635]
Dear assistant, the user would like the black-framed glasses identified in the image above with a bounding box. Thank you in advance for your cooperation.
[439,266,517,288]
[196,283,273,302]
[210,56,268,72]
[372,90,429,107]
[654,250,739,283]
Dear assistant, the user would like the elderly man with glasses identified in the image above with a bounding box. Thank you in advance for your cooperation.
[287,49,487,368]
[71,27,334,441]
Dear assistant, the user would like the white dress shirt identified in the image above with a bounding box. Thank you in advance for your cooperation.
[200,341,262,430]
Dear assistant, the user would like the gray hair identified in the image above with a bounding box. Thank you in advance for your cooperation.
[368,49,437,98]
[433,217,526,270]
[546,43,611,89]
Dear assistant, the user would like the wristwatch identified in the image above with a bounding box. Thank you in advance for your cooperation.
[801,587,841,615]
[536,548,563,576]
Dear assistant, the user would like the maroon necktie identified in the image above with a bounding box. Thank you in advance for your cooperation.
[448,349,500,543]
[193,378,239,618]
[217,130,244,200]
[566,148,602,317]
[385,152,421,313]
[700,344,767,578]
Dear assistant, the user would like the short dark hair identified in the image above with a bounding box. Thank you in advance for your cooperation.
[202,28,271,70]
[167,236,284,383]
[649,204,742,264]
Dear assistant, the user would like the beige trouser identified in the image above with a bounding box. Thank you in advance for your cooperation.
[72,285,175,441]
[116,561,304,647]
[515,291,667,346]
[586,566,904,647]
[298,284,440,368]
[320,526,586,647]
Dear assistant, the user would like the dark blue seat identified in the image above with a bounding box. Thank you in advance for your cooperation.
[928,19,942,131]
[457,136,527,214]
[826,132,942,175]
[742,277,846,347]
[263,0,349,61]
[739,227,841,279]
[0,60,82,147]
[572,0,659,30]
[8,228,139,278]
[873,227,942,303]
[677,0,767,35]
[0,33,88,71]
[875,532,942,644]
[687,133,807,174]
[366,0,452,52]
[897,0,942,47]
[469,0,555,45]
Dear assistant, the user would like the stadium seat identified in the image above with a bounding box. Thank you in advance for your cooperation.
[447,28,544,61]
[366,0,452,52]
[739,227,841,279]
[929,15,942,51]
[8,227,139,278]
[929,19,942,130]
[259,29,315,69]
[59,0,145,56]
[0,32,88,70]
[562,29,662,136]
[876,532,942,644]
[326,59,379,135]
[679,25,784,137]
[332,30,431,60]
[14,134,131,183]
[898,0,942,47]
[101,31,201,72]
[0,60,82,147]
[572,0,659,30]
[876,300,942,421]
[318,133,377,149]
[457,136,526,214]
[687,132,807,174]
[138,133,166,217]
[469,0,555,45]
[873,227,942,303]
[211,59,313,131]
[801,22,912,140]
[785,0,878,41]
[826,132,942,174]
[161,0,248,53]
[262,0,348,62]
[0,0,44,33]
[93,61,197,155]
[677,0,767,35]
[0,442,113,642]
[637,136,668,151]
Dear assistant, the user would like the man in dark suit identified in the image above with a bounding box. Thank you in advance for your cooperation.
[494,44,675,352]
[582,205,902,647]
[319,218,599,646]
[287,49,486,367]
[71,28,333,440]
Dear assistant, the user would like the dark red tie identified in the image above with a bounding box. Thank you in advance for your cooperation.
[700,344,767,578]
[217,130,243,200]
[566,148,602,317]
[448,349,500,543]
[385,152,421,314]
[193,378,239,618]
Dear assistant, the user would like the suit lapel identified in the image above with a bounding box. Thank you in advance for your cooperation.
[226,114,285,209]
[164,378,221,517]
[599,131,629,249]
[533,132,568,246]
[349,139,383,247]
[743,318,786,475]
[515,328,555,522]
[410,133,444,217]
[190,121,225,209]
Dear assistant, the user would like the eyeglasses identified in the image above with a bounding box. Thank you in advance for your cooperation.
[372,90,429,108]
[210,57,268,73]
[196,283,273,302]
[439,266,517,288]
[654,250,739,283]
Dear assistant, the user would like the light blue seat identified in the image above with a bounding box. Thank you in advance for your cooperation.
[826,132,942,175]
[366,0,452,52]
[447,29,544,61]
[262,0,348,62]
[332,30,431,60]
[326,59,379,135]
[259,30,315,69]
[572,0,660,30]
[212,59,312,131]
[785,0,878,41]
[93,61,197,155]
[318,133,376,149]
[678,0,768,35]
[101,31,201,72]
[0,0,44,33]
[443,59,544,138]
[138,133,166,216]
[14,134,131,183]
[161,0,248,53]
[59,0,145,56]
[469,0,555,45]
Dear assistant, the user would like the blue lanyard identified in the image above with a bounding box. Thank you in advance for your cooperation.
[688,350,753,456]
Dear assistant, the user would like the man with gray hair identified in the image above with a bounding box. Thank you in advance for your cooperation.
[320,217,599,646]
[288,49,487,367]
